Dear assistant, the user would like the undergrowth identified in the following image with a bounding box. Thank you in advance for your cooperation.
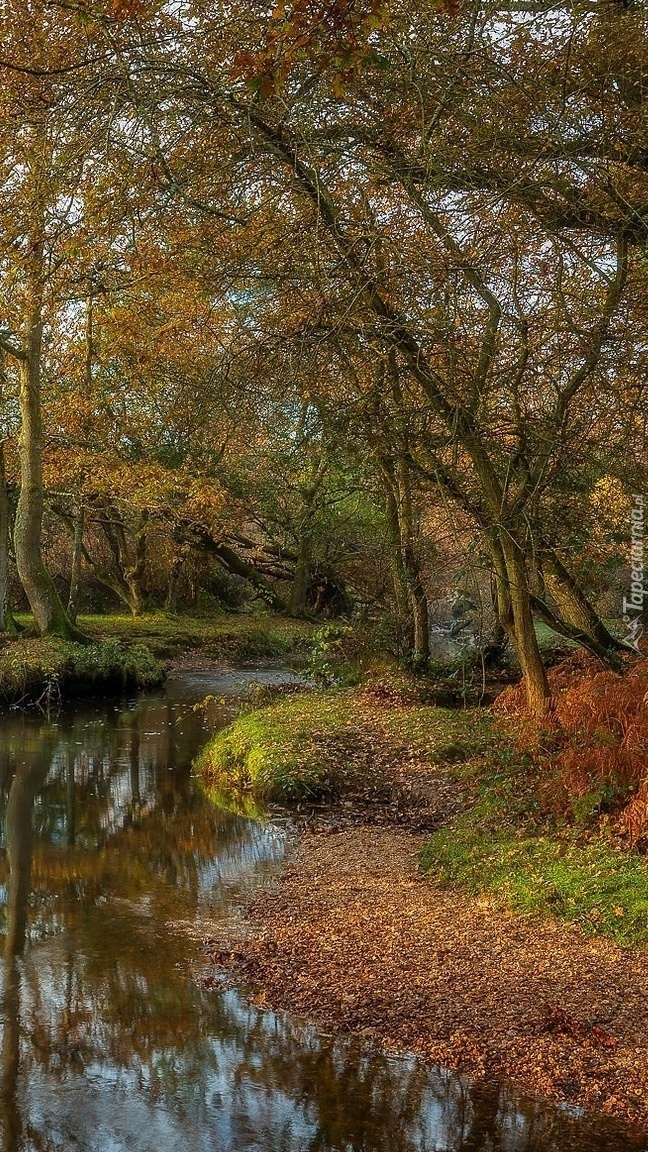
[422,720,648,947]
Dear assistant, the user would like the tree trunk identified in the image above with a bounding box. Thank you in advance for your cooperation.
[124,511,147,617]
[396,460,429,668]
[0,444,18,635]
[541,549,626,654]
[409,575,430,669]
[166,555,183,613]
[67,504,85,623]
[194,528,289,612]
[13,290,85,642]
[491,535,552,715]
[289,531,312,615]
[383,479,411,654]
[380,456,430,666]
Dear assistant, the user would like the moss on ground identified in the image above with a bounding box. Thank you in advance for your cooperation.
[77,611,313,661]
[421,741,648,947]
[0,636,164,705]
[196,685,492,803]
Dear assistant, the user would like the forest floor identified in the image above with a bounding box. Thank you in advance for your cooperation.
[205,822,648,1126]
[200,666,648,1126]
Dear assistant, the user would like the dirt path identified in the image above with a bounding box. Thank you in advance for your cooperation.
[206,823,648,1126]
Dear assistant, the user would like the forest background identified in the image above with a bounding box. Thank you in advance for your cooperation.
[0,0,646,719]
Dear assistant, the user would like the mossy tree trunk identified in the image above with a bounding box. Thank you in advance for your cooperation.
[383,478,411,654]
[380,453,430,669]
[289,451,327,617]
[490,534,552,716]
[67,504,85,624]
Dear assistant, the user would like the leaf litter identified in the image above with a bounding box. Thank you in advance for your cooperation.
[203,821,648,1125]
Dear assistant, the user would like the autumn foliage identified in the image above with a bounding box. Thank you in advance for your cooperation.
[496,653,648,844]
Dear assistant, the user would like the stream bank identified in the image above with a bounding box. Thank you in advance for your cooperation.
[206,820,648,1127]
[2,659,647,1149]
[198,673,648,1129]
[0,611,313,708]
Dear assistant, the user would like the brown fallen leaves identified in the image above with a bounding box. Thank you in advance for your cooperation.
[203,824,648,1126]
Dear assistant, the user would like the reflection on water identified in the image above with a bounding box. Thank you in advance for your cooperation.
[0,668,645,1152]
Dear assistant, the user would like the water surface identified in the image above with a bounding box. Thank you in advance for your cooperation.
[0,668,645,1152]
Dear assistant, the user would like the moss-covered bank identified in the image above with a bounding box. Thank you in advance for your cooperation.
[0,636,164,705]
[196,681,492,803]
[0,610,313,708]
[198,670,648,947]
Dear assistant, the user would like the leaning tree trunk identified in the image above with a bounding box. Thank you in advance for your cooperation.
[14,291,85,642]
[541,549,627,655]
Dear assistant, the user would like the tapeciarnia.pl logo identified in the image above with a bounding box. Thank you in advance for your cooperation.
[622,493,645,653]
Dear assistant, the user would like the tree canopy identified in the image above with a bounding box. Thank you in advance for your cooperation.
[0,0,646,711]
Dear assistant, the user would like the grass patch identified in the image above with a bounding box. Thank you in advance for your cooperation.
[73,611,314,662]
[196,685,492,803]
[0,636,164,705]
[421,742,648,946]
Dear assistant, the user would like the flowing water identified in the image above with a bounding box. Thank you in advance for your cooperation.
[0,668,646,1152]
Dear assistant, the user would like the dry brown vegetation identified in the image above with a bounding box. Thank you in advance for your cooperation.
[205,824,648,1124]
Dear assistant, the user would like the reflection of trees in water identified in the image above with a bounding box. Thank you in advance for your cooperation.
[2,753,51,1152]
[0,691,645,1152]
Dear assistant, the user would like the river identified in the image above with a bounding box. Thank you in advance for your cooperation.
[0,667,645,1152]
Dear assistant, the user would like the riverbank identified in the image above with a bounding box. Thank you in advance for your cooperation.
[206,822,648,1126]
[200,662,648,1125]
[0,634,164,705]
[196,675,491,812]
[199,669,648,945]
[80,611,313,665]
[0,611,313,707]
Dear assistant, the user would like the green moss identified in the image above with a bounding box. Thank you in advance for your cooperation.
[196,687,492,803]
[421,744,648,946]
[0,636,164,705]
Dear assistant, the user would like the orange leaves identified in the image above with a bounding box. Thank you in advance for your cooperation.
[537,1003,618,1050]
[101,0,155,18]
[496,652,648,840]
[232,0,391,97]
[205,822,648,1123]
